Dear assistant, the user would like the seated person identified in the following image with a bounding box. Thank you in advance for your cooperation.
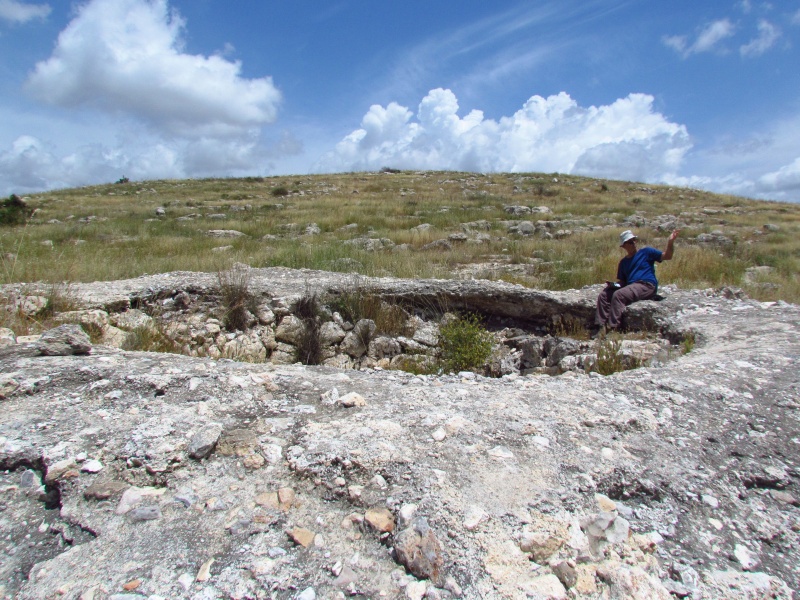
[596,229,679,331]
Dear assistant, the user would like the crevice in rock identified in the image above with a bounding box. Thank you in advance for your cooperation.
[0,455,61,510]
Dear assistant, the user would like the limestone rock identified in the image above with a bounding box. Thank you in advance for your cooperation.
[393,517,444,585]
[35,324,91,356]
[364,507,395,533]
[288,527,315,547]
[340,319,375,358]
[216,428,259,456]
[0,327,17,348]
[188,423,223,459]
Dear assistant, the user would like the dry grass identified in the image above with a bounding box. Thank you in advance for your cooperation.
[1,171,798,302]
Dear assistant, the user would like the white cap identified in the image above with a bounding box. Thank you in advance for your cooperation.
[619,230,638,246]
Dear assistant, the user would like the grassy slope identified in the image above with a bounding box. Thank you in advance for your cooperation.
[2,171,798,303]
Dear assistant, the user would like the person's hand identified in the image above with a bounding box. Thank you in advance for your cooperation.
[669,229,680,241]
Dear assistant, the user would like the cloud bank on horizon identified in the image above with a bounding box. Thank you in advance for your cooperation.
[1,0,800,202]
[316,89,691,186]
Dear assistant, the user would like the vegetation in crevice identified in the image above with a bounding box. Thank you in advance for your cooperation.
[437,312,494,374]
[294,291,323,365]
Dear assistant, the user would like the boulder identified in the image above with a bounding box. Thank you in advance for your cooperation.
[35,324,91,356]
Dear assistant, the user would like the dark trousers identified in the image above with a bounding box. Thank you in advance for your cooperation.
[595,281,656,329]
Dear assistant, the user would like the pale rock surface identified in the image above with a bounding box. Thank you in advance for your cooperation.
[0,268,798,599]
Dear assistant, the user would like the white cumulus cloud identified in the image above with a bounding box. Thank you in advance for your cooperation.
[0,0,50,23]
[24,0,281,138]
[0,0,294,196]
[757,157,800,196]
[0,133,182,194]
[316,88,691,184]
[0,135,58,190]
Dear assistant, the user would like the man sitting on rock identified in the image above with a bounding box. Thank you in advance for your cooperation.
[595,229,679,332]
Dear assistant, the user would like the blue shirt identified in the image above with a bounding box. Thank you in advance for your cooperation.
[617,247,663,289]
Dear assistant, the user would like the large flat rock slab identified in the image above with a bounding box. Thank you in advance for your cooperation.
[0,270,798,598]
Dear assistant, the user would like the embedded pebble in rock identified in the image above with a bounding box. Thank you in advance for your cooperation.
[19,469,41,489]
[463,505,487,531]
[296,587,316,600]
[177,573,194,591]
[405,580,427,600]
[196,557,215,581]
[122,579,141,591]
[288,527,315,547]
[735,544,760,571]
[522,574,567,599]
[128,506,161,522]
[80,459,103,473]
[397,503,418,529]
[364,507,395,533]
[393,517,445,585]
[333,565,358,588]
[487,445,514,459]
[0,268,798,599]
[594,493,616,513]
[339,391,366,407]
[188,423,223,459]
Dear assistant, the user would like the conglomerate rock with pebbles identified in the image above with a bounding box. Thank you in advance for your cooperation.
[0,268,798,599]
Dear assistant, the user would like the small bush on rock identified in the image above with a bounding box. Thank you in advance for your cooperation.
[592,332,642,375]
[294,292,323,365]
[438,313,493,374]
[681,331,696,354]
[218,268,257,332]
[594,333,623,375]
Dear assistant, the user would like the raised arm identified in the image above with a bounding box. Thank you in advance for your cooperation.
[662,229,679,261]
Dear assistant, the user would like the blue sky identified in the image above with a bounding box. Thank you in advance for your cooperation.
[1,0,800,202]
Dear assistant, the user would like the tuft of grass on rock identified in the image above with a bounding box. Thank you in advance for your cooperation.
[293,291,323,365]
[329,283,409,336]
[122,324,181,354]
[218,268,257,332]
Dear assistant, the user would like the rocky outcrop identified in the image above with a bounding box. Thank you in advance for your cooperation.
[0,269,798,599]
[0,267,688,376]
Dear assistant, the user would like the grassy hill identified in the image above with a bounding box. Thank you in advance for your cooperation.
[2,171,798,303]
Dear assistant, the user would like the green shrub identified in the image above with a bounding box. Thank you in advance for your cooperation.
[681,331,696,354]
[394,354,437,375]
[438,313,494,374]
[271,186,289,197]
[0,195,32,226]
